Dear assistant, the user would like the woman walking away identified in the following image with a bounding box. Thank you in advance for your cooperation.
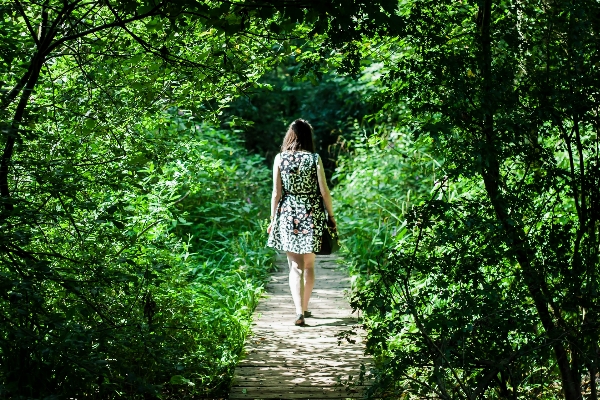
[267,119,337,326]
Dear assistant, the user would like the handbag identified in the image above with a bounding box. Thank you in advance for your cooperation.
[312,153,340,255]
[316,218,340,255]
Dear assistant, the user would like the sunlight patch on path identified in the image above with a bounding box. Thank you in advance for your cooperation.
[229,253,373,399]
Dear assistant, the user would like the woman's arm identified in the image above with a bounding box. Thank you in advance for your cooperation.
[268,154,282,232]
[316,155,336,228]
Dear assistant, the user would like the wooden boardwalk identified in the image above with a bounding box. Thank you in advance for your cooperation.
[229,253,373,399]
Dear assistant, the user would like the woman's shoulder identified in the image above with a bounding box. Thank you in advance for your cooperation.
[280,150,316,156]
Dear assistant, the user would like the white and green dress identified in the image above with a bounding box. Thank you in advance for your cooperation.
[267,151,326,254]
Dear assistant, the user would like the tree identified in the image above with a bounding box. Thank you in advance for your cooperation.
[0,0,306,396]
[0,0,401,397]
[347,0,600,397]
[225,63,376,172]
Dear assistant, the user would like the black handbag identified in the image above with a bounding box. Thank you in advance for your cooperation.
[312,153,340,255]
[316,218,340,255]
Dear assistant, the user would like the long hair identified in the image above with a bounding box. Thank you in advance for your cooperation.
[281,119,315,153]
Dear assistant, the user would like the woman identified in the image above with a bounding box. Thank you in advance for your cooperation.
[267,119,336,326]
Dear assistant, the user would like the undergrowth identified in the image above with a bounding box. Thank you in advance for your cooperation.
[0,109,275,399]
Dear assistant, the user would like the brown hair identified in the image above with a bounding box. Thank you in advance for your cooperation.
[281,119,315,153]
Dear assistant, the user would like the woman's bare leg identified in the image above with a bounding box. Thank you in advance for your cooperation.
[302,253,316,313]
[286,252,304,315]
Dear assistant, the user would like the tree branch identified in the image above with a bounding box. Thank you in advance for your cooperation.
[44,2,166,56]
[0,63,34,111]
[13,0,41,46]
[0,52,44,214]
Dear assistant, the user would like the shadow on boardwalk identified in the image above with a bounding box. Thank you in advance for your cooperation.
[229,254,373,399]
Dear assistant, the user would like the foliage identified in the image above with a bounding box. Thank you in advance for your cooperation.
[333,128,437,285]
[3,0,599,398]
[0,0,401,398]
[0,108,275,399]
[334,0,600,398]
[225,60,377,170]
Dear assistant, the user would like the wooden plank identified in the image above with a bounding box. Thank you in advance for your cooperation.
[240,352,369,360]
[232,376,373,386]
[254,307,357,312]
[229,386,368,399]
[230,386,368,391]
[243,344,365,350]
[256,302,352,307]
[234,366,372,376]
[235,358,369,367]
[244,337,364,344]
[239,356,371,365]
[247,331,361,338]
[229,254,373,400]
[229,392,367,399]
[251,318,359,323]
[229,393,364,399]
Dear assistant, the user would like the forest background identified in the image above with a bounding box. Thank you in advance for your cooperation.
[1,0,598,399]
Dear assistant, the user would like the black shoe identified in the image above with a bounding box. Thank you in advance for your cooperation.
[303,310,312,318]
[294,314,305,326]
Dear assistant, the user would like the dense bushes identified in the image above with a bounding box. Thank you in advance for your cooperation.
[330,0,600,397]
[333,130,437,286]
[0,111,275,399]
[336,120,598,398]
[336,130,563,398]
[335,127,565,399]
[3,0,599,398]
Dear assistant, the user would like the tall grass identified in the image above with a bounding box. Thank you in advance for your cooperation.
[0,108,275,399]
[333,132,436,288]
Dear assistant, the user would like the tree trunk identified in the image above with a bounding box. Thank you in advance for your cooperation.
[476,0,581,398]
[0,53,44,213]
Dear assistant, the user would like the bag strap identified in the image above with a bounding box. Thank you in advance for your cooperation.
[313,153,321,197]
[278,153,285,195]
[314,153,330,221]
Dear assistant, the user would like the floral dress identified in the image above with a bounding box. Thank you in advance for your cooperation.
[267,151,326,254]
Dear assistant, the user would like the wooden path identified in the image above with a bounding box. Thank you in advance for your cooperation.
[229,253,373,399]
